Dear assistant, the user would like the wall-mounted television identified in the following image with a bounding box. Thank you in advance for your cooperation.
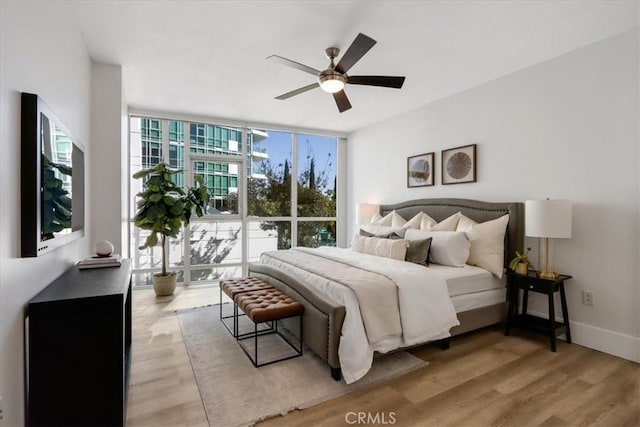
[21,92,85,257]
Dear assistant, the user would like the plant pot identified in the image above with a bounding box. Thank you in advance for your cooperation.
[515,262,528,275]
[153,272,177,296]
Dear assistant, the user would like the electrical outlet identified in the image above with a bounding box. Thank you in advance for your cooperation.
[582,290,594,306]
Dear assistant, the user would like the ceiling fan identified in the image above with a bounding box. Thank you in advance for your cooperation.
[267,33,406,113]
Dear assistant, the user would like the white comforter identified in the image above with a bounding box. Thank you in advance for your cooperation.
[260,247,459,383]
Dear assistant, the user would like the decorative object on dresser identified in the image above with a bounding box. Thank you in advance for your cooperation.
[504,269,572,352]
[524,199,572,279]
[95,239,115,256]
[78,253,122,269]
[407,152,434,187]
[441,144,476,185]
[25,259,132,426]
[132,162,208,296]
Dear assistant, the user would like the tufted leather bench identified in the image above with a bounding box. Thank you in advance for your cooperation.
[219,277,274,337]
[221,277,274,299]
[234,287,304,367]
[236,288,304,323]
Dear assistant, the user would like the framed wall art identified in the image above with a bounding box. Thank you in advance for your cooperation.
[407,152,434,187]
[441,144,476,185]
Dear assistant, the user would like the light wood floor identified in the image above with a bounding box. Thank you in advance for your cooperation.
[127,285,639,426]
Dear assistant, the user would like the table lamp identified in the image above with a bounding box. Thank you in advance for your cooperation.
[356,203,379,226]
[524,199,572,280]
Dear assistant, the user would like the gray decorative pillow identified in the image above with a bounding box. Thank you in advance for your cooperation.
[359,228,403,239]
[359,228,377,237]
[359,224,406,238]
[405,237,432,266]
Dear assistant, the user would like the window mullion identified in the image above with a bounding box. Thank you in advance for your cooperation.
[183,121,192,285]
[160,120,173,281]
[337,137,347,248]
[291,133,298,248]
[241,127,248,276]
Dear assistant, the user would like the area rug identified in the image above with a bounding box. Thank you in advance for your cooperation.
[177,304,428,427]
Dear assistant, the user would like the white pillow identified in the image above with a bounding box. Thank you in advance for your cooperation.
[403,212,428,229]
[456,214,509,278]
[372,210,407,227]
[351,235,407,261]
[420,212,462,231]
[359,224,406,238]
[419,213,438,229]
[405,229,470,267]
[456,214,476,232]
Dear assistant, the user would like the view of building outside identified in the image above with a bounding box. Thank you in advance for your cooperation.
[44,120,73,193]
[129,116,337,286]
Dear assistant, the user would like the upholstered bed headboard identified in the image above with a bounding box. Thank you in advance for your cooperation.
[379,198,524,268]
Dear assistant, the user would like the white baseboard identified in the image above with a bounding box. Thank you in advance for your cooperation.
[527,309,640,363]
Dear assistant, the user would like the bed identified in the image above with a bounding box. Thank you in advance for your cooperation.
[248,198,524,383]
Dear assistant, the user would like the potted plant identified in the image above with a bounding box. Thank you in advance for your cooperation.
[509,247,535,275]
[133,163,208,296]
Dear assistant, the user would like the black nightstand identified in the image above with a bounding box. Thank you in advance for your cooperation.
[504,269,572,352]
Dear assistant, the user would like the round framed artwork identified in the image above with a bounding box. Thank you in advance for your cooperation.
[407,152,434,187]
[441,144,476,185]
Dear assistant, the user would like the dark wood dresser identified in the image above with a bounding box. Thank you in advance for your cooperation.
[25,259,132,426]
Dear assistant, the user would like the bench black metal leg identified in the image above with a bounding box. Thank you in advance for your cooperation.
[254,322,259,366]
[237,314,303,367]
[331,367,342,381]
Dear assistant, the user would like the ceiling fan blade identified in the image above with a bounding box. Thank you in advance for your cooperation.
[275,82,320,100]
[267,55,321,76]
[335,33,377,74]
[347,75,405,89]
[333,90,352,113]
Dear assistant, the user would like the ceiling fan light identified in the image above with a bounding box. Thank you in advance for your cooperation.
[319,75,345,93]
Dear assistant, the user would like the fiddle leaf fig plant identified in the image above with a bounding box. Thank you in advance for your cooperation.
[133,163,208,276]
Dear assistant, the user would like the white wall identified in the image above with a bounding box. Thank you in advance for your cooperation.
[91,62,128,256]
[0,2,92,425]
[348,30,639,362]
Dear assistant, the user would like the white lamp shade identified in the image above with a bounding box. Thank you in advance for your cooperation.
[525,200,572,238]
[356,203,379,225]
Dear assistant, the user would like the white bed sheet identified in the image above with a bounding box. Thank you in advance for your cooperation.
[450,288,506,313]
[427,263,505,297]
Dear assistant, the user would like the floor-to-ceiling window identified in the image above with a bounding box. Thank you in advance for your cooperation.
[129,115,339,286]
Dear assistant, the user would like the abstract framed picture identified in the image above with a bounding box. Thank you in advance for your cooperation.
[441,144,476,185]
[407,152,434,188]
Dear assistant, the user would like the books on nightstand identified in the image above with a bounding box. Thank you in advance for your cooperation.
[78,254,122,269]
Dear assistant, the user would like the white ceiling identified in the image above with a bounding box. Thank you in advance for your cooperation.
[69,1,638,134]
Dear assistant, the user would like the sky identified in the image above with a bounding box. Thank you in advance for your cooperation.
[258,130,337,191]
